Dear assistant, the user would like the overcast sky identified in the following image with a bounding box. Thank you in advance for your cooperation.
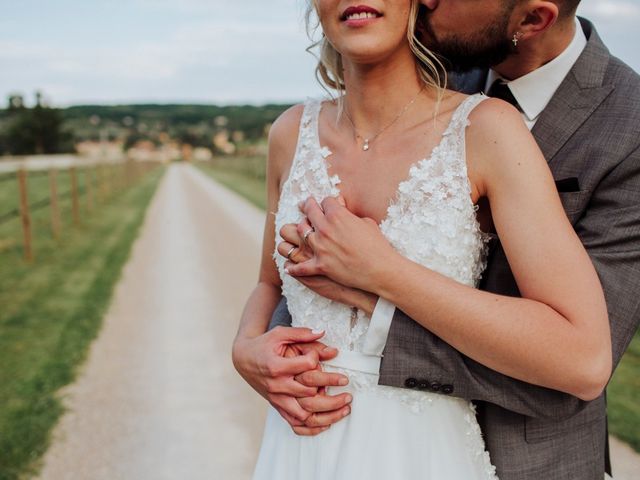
[2,0,639,106]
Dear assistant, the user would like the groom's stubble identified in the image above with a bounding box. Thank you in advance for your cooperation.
[419,1,519,73]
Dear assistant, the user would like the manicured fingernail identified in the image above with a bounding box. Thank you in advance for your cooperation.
[339,377,349,386]
[343,406,351,416]
[284,268,290,275]
[312,329,324,335]
[345,394,353,403]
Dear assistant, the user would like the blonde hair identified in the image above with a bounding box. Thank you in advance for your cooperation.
[304,1,447,98]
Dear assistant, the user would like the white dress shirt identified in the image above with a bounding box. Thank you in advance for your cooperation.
[485,18,587,130]
[371,19,588,341]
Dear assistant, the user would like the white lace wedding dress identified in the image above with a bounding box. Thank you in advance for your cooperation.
[253,94,499,480]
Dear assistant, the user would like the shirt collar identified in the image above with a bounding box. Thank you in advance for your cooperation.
[485,17,587,122]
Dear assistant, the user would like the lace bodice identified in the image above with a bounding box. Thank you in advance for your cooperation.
[274,94,491,353]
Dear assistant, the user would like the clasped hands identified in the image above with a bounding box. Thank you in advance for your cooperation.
[236,196,397,436]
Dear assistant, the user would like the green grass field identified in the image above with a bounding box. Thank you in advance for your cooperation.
[608,335,640,452]
[196,158,267,210]
[198,155,640,453]
[0,164,165,480]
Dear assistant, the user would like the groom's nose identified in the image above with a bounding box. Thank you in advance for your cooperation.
[421,0,439,10]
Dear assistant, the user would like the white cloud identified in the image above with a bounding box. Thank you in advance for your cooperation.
[0,0,637,105]
[580,1,640,20]
[0,13,316,97]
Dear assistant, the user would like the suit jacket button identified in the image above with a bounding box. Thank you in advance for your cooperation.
[404,378,418,389]
[430,382,441,392]
[418,379,429,390]
[441,384,454,395]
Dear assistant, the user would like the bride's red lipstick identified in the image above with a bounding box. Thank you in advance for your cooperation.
[341,5,383,27]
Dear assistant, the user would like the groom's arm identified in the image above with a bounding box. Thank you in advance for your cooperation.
[381,308,587,420]
[269,296,293,329]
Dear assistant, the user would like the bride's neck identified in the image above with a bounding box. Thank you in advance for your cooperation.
[341,49,426,134]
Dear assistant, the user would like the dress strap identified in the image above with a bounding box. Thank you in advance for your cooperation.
[284,98,324,193]
[443,93,489,137]
[298,98,322,148]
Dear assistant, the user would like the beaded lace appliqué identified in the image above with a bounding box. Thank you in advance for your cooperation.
[274,95,491,351]
[273,100,369,352]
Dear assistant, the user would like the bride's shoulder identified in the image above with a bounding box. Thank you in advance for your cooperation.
[267,104,306,171]
[465,96,532,155]
[465,96,544,194]
[467,96,525,134]
[269,104,306,147]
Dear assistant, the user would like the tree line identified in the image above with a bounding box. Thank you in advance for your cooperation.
[0,93,73,155]
[0,92,291,156]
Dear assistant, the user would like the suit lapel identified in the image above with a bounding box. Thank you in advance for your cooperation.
[532,19,615,164]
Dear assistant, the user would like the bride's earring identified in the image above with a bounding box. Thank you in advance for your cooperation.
[512,32,523,47]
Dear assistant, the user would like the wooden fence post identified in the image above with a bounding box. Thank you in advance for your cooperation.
[125,160,132,188]
[70,167,80,226]
[98,164,107,202]
[49,169,61,239]
[120,161,126,190]
[85,167,94,212]
[105,164,112,198]
[17,169,33,262]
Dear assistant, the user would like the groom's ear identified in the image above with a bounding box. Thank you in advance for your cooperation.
[513,1,560,41]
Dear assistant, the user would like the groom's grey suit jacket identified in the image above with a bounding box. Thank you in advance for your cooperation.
[270,19,640,480]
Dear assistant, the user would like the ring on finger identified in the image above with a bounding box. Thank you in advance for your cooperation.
[286,246,297,260]
[302,227,315,245]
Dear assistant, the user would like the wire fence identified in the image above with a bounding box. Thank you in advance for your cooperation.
[0,159,161,263]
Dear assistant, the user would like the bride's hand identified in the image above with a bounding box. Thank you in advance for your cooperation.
[281,344,353,436]
[233,327,352,435]
[285,197,398,293]
[278,223,378,315]
[297,276,378,316]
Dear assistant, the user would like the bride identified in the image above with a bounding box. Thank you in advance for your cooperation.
[238,0,610,478]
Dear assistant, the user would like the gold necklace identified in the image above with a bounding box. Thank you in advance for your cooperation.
[343,86,425,152]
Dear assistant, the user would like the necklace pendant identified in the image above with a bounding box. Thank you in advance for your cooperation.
[363,139,370,151]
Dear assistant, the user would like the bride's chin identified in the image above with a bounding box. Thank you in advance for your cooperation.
[342,53,385,66]
[342,52,408,71]
[334,37,411,66]
[338,45,400,65]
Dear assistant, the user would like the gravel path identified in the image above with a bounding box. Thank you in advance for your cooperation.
[609,436,640,480]
[36,163,267,480]
[35,162,640,479]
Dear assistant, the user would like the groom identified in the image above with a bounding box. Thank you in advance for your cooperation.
[233,1,640,479]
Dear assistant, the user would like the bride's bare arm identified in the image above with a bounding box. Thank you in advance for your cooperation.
[287,99,612,401]
[234,106,298,341]
[232,106,352,431]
